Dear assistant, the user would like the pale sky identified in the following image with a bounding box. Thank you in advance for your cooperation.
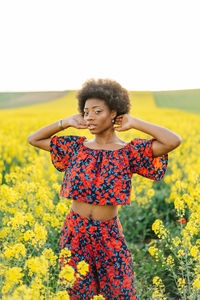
[0,0,199,92]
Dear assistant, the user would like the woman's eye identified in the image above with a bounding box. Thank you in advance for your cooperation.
[84,111,101,115]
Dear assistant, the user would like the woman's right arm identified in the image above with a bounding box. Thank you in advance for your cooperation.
[27,119,71,152]
[27,114,87,152]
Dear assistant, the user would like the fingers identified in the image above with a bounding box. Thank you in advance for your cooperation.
[114,127,122,131]
[114,115,124,131]
[115,116,123,125]
[78,122,87,129]
[78,122,87,127]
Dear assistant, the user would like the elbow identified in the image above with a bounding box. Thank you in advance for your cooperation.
[27,135,34,145]
[175,135,182,147]
[170,135,182,150]
[27,136,31,144]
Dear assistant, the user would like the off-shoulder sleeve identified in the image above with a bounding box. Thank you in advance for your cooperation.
[49,135,82,172]
[128,138,168,181]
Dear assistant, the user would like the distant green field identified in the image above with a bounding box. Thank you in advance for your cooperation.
[1,89,200,114]
[153,89,200,114]
[0,92,26,102]
[0,91,69,109]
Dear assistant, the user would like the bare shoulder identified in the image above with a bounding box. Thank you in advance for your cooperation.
[119,139,128,146]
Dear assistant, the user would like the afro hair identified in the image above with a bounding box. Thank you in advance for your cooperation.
[76,78,131,122]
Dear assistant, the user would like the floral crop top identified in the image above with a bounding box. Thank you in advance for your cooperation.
[49,135,168,206]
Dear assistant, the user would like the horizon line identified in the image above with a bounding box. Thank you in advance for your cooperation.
[0,88,200,93]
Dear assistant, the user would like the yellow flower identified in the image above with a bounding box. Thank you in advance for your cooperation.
[59,248,72,258]
[92,295,106,300]
[177,249,185,257]
[5,284,38,299]
[190,245,199,259]
[0,263,7,276]
[59,264,76,288]
[25,255,49,278]
[174,197,185,217]
[42,248,57,267]
[30,276,47,294]
[59,247,72,267]
[177,278,186,292]
[153,276,163,287]
[3,243,26,260]
[172,237,181,247]
[149,245,158,257]
[50,214,61,228]
[5,267,23,282]
[23,229,35,242]
[7,211,27,229]
[166,255,175,269]
[152,219,169,240]
[152,276,166,299]
[77,260,89,276]
[147,188,155,197]
[2,267,24,293]
[192,274,200,289]
[33,223,47,247]
[152,289,166,300]
[23,223,47,249]
[53,290,70,300]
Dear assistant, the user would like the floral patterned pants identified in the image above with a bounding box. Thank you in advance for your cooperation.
[59,208,137,299]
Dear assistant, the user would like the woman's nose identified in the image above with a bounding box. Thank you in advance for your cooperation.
[86,112,95,120]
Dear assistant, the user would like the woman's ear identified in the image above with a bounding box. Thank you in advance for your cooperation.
[111,110,117,119]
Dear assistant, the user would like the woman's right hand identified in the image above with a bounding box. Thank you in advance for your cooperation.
[63,114,88,129]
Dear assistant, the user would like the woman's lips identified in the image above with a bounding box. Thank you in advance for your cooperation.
[88,125,96,130]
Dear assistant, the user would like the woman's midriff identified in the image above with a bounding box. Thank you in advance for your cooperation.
[71,200,118,221]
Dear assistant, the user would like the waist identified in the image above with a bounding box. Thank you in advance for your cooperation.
[71,199,118,221]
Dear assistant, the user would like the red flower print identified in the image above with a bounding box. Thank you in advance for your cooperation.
[178,218,186,224]
[153,157,163,171]
[50,135,168,206]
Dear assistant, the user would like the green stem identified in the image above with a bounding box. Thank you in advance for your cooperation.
[184,251,191,295]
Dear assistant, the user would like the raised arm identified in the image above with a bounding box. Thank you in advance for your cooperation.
[130,117,182,157]
[114,114,182,157]
[27,114,87,152]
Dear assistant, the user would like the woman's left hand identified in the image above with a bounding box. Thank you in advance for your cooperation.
[114,114,134,131]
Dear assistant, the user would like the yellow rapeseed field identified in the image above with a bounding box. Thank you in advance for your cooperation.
[0,91,199,299]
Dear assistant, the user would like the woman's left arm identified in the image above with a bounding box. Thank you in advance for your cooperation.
[115,115,182,157]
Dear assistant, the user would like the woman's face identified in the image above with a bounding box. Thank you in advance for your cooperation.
[83,98,116,133]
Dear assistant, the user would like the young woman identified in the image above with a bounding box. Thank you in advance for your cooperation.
[27,78,182,299]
